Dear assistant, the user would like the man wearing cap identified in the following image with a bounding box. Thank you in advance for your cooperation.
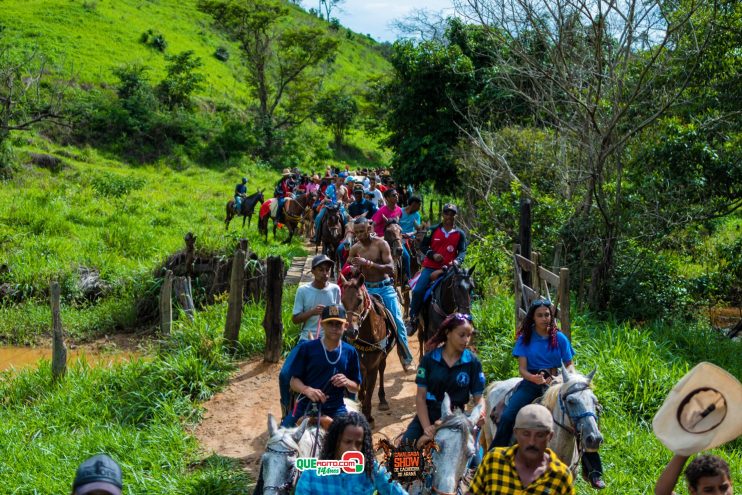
[278,254,341,422]
[71,454,123,495]
[234,177,248,213]
[407,203,468,335]
[348,186,377,220]
[346,217,415,371]
[284,304,362,427]
[314,175,349,244]
[468,404,575,494]
[367,176,385,208]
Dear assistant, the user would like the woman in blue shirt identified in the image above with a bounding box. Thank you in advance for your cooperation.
[295,412,407,495]
[490,298,606,489]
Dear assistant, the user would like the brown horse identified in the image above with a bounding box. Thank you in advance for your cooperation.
[399,223,428,317]
[225,190,264,230]
[259,192,315,244]
[317,204,345,278]
[340,273,395,426]
[418,264,475,361]
[383,219,405,286]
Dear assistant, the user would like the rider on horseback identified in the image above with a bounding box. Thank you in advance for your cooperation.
[347,186,376,220]
[406,203,468,336]
[398,195,422,283]
[274,168,296,223]
[234,177,247,212]
[314,175,348,245]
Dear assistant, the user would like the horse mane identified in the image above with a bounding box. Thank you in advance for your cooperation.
[439,409,472,430]
[540,373,593,412]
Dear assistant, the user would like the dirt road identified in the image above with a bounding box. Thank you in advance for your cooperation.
[194,338,422,478]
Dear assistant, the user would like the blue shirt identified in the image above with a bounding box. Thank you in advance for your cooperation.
[399,210,421,234]
[348,199,376,218]
[416,348,485,411]
[512,331,574,370]
[235,183,247,195]
[295,461,406,495]
[289,339,362,418]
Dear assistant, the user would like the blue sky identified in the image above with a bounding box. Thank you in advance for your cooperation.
[301,0,455,42]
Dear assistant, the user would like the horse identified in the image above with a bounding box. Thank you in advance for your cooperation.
[258,191,315,244]
[339,273,396,427]
[255,414,322,495]
[418,264,475,361]
[225,190,264,230]
[422,393,483,495]
[383,219,405,288]
[482,365,603,472]
[299,205,315,241]
[317,204,345,276]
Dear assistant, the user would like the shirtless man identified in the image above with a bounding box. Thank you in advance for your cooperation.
[347,217,415,370]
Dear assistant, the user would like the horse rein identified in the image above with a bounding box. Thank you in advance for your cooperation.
[553,383,601,469]
[345,285,388,352]
[428,422,475,495]
[263,439,300,494]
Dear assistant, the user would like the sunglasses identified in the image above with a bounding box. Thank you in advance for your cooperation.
[445,312,474,325]
[530,299,552,309]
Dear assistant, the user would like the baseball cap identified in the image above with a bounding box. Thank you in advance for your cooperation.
[311,254,335,269]
[442,203,458,214]
[72,454,123,495]
[321,305,347,323]
[514,404,553,432]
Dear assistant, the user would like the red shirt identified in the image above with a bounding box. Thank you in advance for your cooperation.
[422,227,463,269]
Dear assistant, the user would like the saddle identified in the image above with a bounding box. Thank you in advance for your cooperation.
[358,294,397,354]
[294,415,334,431]
[489,370,562,425]
[422,271,446,303]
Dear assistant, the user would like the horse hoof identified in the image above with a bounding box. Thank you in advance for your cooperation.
[378,402,389,411]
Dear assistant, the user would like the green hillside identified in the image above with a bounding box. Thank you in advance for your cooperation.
[0,0,390,102]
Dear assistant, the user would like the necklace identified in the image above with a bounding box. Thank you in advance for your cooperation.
[321,339,342,365]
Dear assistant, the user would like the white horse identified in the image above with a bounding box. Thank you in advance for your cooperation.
[482,365,603,470]
[410,393,483,495]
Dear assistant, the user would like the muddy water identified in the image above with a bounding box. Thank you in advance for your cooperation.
[0,346,139,372]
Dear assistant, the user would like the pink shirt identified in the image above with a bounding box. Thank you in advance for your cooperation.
[372,205,402,237]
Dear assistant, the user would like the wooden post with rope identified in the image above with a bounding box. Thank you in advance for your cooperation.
[224,240,247,352]
[50,281,67,381]
[263,256,284,363]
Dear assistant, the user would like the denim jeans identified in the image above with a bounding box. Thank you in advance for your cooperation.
[278,342,306,420]
[366,283,413,365]
[409,267,435,319]
[491,379,548,448]
[402,245,411,281]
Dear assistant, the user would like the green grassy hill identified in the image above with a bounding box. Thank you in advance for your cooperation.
[0,0,390,102]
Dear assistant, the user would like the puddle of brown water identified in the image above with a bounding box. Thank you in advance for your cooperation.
[0,346,140,372]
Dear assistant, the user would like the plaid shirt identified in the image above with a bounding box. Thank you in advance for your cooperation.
[295,461,406,495]
[468,445,575,495]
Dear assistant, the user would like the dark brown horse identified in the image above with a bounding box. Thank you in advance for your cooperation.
[383,219,405,286]
[258,192,315,244]
[340,273,395,426]
[225,190,264,230]
[418,264,475,361]
[317,204,345,277]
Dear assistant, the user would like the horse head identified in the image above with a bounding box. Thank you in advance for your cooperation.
[444,264,475,314]
[429,393,483,495]
[261,414,309,494]
[383,220,404,258]
[340,273,366,340]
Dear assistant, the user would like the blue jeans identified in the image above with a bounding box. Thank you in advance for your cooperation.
[367,283,413,365]
[281,401,347,428]
[402,246,411,281]
[279,342,306,420]
[491,379,547,448]
[409,267,435,319]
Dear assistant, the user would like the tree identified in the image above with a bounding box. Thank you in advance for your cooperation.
[314,89,358,148]
[455,0,725,310]
[319,0,344,22]
[156,50,205,109]
[198,0,339,161]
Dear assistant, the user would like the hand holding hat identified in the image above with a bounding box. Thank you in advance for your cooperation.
[653,362,742,456]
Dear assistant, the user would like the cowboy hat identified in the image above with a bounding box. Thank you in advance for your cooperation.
[652,362,742,456]
[282,168,292,176]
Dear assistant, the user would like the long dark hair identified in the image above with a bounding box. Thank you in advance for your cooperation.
[517,300,558,349]
[319,412,375,480]
[424,313,474,353]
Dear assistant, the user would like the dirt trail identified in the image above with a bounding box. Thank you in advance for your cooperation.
[194,329,421,478]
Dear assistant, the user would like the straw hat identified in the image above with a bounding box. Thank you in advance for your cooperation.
[652,362,742,456]
[282,168,292,176]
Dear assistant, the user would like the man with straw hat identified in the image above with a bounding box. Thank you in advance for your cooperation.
[273,168,296,223]
[653,362,740,495]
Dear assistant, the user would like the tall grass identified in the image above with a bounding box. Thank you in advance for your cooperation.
[472,294,742,494]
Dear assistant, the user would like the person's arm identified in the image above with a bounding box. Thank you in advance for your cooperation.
[292,305,324,325]
[415,386,433,434]
[517,356,548,385]
[290,377,327,403]
[421,227,435,260]
[655,455,689,495]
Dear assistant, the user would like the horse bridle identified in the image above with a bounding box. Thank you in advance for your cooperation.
[553,382,601,467]
[262,440,299,494]
[345,284,387,353]
[431,268,471,318]
[428,422,474,495]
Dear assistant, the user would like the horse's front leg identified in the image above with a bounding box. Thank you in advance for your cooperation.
[363,360,379,427]
[242,214,247,228]
[378,353,389,411]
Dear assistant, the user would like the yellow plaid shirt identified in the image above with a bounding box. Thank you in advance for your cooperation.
[468,445,575,495]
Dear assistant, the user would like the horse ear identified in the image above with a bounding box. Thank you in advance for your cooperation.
[586,367,597,382]
[561,363,572,382]
[357,273,365,286]
[468,402,483,426]
[292,418,309,443]
[268,413,279,437]
[339,274,348,286]
[441,393,453,419]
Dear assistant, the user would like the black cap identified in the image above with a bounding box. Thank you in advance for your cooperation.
[321,305,347,322]
[442,203,458,214]
[72,454,123,495]
[311,254,335,269]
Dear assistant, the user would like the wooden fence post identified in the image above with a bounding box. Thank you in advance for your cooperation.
[429,199,434,223]
[519,198,532,287]
[173,276,195,321]
[559,267,571,340]
[160,270,173,335]
[532,251,541,296]
[224,244,247,352]
[513,245,520,333]
[263,256,284,363]
[50,281,67,381]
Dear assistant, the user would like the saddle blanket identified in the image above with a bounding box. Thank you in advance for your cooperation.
[259,198,278,219]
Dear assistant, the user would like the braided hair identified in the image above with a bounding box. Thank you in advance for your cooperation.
[319,412,375,480]
[516,300,558,349]
[424,313,474,353]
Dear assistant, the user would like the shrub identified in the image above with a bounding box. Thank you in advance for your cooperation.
[214,46,229,61]
[140,29,168,52]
